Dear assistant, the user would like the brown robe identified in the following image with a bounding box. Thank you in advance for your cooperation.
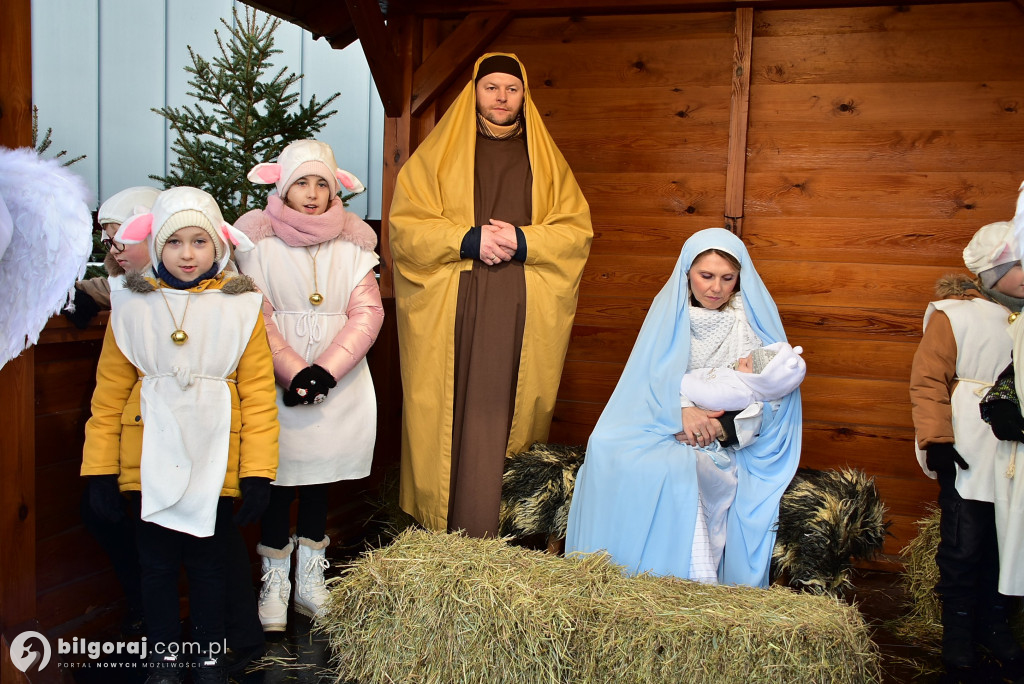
[447,132,533,536]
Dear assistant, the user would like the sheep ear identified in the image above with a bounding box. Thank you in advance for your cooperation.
[335,168,365,194]
[220,222,254,253]
[248,163,282,185]
[116,213,154,244]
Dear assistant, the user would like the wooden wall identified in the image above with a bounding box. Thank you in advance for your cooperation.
[399,1,1024,559]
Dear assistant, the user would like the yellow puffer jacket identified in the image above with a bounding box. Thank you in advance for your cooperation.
[81,274,279,496]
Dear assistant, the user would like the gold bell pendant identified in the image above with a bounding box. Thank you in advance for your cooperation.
[309,292,324,306]
[171,329,189,345]
[1010,312,1020,324]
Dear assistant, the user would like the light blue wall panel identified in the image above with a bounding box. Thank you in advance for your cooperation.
[98,0,165,202]
[31,0,100,204]
[304,37,374,218]
[31,0,384,218]
[164,0,233,179]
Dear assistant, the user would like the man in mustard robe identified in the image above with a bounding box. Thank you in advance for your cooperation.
[390,53,593,536]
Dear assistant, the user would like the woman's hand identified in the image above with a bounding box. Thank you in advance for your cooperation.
[675,406,725,447]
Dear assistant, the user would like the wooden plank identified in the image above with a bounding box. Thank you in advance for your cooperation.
[578,172,728,223]
[579,253,961,308]
[390,0,1001,18]
[34,355,101,416]
[0,350,35,633]
[35,411,89,470]
[485,39,734,89]
[411,12,513,116]
[742,171,1023,220]
[753,26,1024,85]
[496,11,735,45]
[379,17,416,297]
[724,8,753,234]
[345,0,403,116]
[802,376,912,428]
[747,82,1024,134]
[800,420,917,477]
[558,125,729,174]
[779,304,925,342]
[744,217,998,266]
[35,465,86,543]
[754,2,1018,37]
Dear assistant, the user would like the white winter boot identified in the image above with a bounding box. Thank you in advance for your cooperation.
[293,535,331,619]
[256,540,293,632]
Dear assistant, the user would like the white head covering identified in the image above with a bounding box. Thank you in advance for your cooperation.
[115,186,254,275]
[97,186,162,227]
[963,220,1018,287]
[246,139,365,198]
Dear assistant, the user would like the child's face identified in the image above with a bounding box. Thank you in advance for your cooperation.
[735,355,754,373]
[103,223,150,272]
[284,175,332,216]
[994,263,1024,299]
[161,226,215,281]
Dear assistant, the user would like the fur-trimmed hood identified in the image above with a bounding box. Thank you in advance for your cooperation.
[124,270,257,295]
[935,273,982,300]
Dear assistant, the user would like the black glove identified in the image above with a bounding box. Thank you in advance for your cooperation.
[234,477,272,526]
[983,399,1024,442]
[925,443,970,477]
[63,287,102,329]
[87,474,124,523]
[283,364,337,407]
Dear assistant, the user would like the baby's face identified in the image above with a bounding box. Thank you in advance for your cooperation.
[735,355,754,373]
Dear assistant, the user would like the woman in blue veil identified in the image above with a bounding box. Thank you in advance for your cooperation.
[565,228,802,586]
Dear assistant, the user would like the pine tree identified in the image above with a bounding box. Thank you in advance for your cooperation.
[151,7,339,222]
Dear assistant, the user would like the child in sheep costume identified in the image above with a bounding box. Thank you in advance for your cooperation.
[81,186,279,681]
[233,139,384,631]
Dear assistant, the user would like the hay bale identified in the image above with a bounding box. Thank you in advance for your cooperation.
[499,442,584,539]
[890,507,1024,650]
[889,506,943,648]
[320,529,882,684]
[772,467,891,595]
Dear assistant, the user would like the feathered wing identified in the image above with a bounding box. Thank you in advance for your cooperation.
[0,147,93,368]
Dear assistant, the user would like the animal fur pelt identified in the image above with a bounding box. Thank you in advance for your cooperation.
[501,446,891,596]
[0,146,92,369]
[499,443,585,539]
[771,467,891,595]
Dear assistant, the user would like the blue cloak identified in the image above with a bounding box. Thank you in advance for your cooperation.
[564,228,802,586]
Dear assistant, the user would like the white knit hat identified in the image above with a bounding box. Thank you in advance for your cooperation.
[97,186,161,226]
[114,186,254,274]
[247,139,365,198]
[963,221,1018,287]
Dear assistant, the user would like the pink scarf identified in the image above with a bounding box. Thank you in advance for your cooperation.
[244,194,377,251]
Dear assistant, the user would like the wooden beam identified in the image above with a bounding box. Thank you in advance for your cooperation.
[724,7,753,236]
[345,0,404,117]
[379,15,417,297]
[0,0,37,665]
[410,12,513,117]
[389,0,1001,17]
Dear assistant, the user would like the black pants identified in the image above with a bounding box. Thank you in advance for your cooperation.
[260,483,329,549]
[135,497,233,652]
[934,470,1001,607]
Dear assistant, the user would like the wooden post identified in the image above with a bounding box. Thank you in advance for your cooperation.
[724,8,753,236]
[378,16,416,298]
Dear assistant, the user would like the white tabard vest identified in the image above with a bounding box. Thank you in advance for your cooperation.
[235,236,379,486]
[916,297,1024,595]
[110,280,262,537]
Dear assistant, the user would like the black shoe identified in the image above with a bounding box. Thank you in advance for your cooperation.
[191,651,228,684]
[221,642,265,675]
[977,598,1024,663]
[144,653,184,684]
[942,605,978,669]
